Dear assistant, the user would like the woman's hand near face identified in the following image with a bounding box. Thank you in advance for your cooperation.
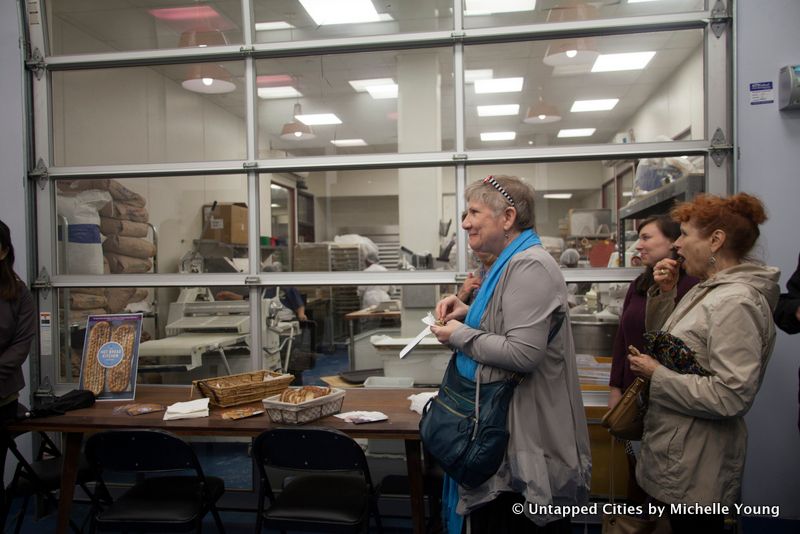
[430,320,463,345]
[652,258,681,293]
[456,272,482,302]
[628,352,660,378]
[436,294,468,323]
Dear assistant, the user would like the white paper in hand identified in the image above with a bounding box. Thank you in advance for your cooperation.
[399,326,431,359]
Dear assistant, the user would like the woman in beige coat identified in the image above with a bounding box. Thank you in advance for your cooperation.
[628,193,780,533]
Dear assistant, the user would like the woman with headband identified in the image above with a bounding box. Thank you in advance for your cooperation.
[430,175,590,533]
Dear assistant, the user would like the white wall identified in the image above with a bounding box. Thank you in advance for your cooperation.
[737,0,800,520]
[617,45,704,141]
[1,0,32,479]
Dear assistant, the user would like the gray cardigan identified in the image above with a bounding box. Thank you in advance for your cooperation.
[0,280,36,400]
[448,246,591,526]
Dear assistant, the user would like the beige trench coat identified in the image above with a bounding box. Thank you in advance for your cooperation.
[640,263,780,506]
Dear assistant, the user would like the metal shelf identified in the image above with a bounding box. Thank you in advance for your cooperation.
[617,174,705,266]
[619,174,705,221]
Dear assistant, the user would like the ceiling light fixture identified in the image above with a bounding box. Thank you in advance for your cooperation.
[477,104,520,117]
[474,77,524,94]
[557,128,596,138]
[299,0,392,25]
[571,98,619,112]
[255,21,295,31]
[331,139,368,147]
[258,86,302,99]
[280,103,316,140]
[544,37,599,66]
[179,30,236,94]
[523,92,561,124]
[464,0,536,16]
[295,113,342,126]
[481,131,516,141]
[543,193,573,199]
[182,63,236,94]
[591,51,656,72]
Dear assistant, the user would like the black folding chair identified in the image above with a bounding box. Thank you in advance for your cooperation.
[252,427,383,533]
[84,429,225,533]
[0,429,100,534]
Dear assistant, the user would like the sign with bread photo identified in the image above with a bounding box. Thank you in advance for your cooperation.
[79,313,143,401]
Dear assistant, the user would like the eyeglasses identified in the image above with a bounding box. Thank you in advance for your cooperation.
[482,175,515,207]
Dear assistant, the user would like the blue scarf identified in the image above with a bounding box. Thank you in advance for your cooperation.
[442,228,542,534]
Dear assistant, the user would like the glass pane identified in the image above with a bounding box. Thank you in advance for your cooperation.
[464,29,704,149]
[45,0,244,55]
[55,176,249,275]
[255,48,455,158]
[253,0,453,43]
[57,286,260,388]
[466,155,705,268]
[51,61,247,166]
[259,167,458,275]
[463,0,705,30]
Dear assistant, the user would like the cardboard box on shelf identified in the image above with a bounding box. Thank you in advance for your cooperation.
[201,203,248,244]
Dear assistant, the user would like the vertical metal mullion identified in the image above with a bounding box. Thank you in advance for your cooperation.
[28,1,59,390]
[704,1,732,195]
[247,171,262,371]
[456,165,467,272]
[453,0,467,273]
[453,0,465,154]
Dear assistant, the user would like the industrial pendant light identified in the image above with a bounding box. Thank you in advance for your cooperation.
[180,29,236,94]
[280,103,316,140]
[523,91,561,124]
[543,5,599,67]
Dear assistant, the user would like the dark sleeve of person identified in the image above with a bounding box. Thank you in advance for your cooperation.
[774,253,800,335]
[0,284,36,381]
[281,287,305,312]
[609,282,635,389]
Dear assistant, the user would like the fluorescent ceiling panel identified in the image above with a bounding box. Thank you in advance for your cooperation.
[255,22,295,31]
[480,131,516,141]
[628,0,662,3]
[591,51,656,72]
[543,193,573,199]
[557,128,596,138]
[257,86,302,99]
[349,78,395,92]
[474,77,524,94]
[465,0,536,16]
[477,104,520,117]
[295,113,342,125]
[571,98,619,112]
[366,84,398,99]
[299,0,392,25]
[465,69,493,83]
[331,139,368,147]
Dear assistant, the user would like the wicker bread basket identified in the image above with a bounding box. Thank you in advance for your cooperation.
[262,388,345,424]
[193,370,294,407]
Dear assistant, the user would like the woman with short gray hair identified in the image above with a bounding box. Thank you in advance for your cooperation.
[431,175,591,533]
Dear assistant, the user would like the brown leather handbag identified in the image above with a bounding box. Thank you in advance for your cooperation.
[601,377,648,440]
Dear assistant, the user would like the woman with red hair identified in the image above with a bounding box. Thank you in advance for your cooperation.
[627,193,779,533]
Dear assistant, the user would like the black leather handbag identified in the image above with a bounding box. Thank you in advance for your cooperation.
[420,355,521,489]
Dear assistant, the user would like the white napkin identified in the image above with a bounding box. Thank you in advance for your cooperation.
[163,398,210,421]
[407,392,437,414]
[334,411,388,424]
